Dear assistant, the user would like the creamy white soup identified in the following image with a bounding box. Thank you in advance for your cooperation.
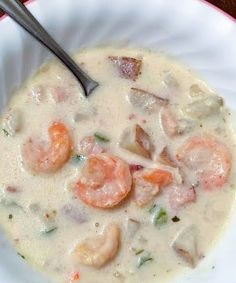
[0,47,235,283]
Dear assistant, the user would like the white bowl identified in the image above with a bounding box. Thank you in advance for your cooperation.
[0,0,236,282]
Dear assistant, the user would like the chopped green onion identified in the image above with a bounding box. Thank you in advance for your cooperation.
[135,249,144,255]
[42,227,58,235]
[153,208,168,226]
[172,216,180,223]
[17,252,25,259]
[2,129,9,136]
[94,132,110,143]
[71,154,86,164]
[149,205,168,226]
[137,254,153,268]
[8,214,13,220]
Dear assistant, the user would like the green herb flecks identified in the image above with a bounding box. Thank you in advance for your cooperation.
[2,129,9,136]
[41,227,58,235]
[135,249,144,255]
[8,214,13,220]
[71,154,86,164]
[17,252,26,260]
[137,253,153,268]
[153,208,168,226]
[94,132,110,143]
[149,204,168,226]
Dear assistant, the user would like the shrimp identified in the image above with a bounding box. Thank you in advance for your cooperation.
[176,135,231,190]
[76,223,120,268]
[169,186,196,210]
[50,86,69,103]
[22,122,72,173]
[75,153,132,208]
[133,169,173,206]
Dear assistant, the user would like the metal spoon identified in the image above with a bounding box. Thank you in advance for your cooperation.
[0,0,99,97]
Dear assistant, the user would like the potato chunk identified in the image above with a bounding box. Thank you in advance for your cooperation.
[109,56,142,81]
[159,146,177,168]
[128,87,168,113]
[2,109,22,136]
[172,226,199,267]
[183,96,223,119]
[120,124,154,159]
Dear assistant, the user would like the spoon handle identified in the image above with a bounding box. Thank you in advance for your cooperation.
[0,0,98,96]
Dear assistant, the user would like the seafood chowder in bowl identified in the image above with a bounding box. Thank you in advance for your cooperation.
[0,1,236,283]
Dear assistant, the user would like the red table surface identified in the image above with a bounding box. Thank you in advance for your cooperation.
[0,0,236,19]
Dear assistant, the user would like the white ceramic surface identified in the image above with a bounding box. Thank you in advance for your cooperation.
[0,0,236,282]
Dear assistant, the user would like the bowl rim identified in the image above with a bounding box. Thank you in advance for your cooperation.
[0,1,235,283]
[0,0,235,24]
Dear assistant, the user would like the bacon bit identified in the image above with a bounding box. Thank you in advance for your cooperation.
[129,164,144,173]
[109,56,142,81]
[51,87,69,103]
[6,186,19,193]
[69,272,80,282]
[128,113,137,120]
